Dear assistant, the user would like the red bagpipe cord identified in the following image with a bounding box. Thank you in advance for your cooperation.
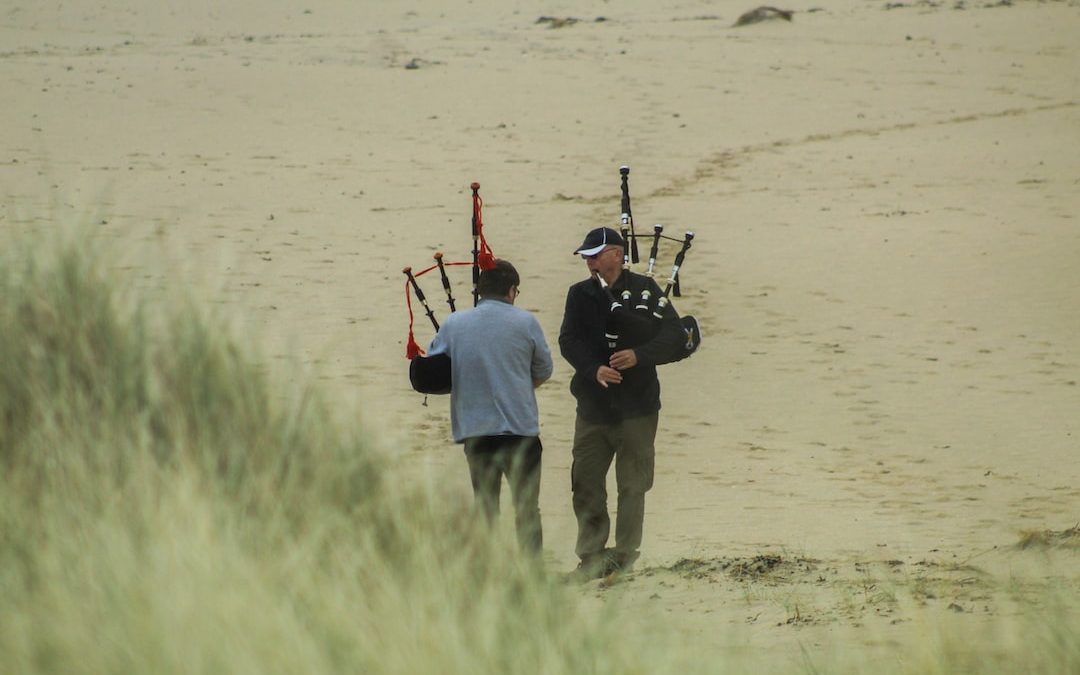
[474,191,496,271]
[403,260,473,359]
[405,191,496,358]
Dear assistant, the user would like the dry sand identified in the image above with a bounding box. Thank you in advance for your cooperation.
[3,0,1079,662]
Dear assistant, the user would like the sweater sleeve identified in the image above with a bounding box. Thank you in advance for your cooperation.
[530,316,554,382]
[426,315,451,356]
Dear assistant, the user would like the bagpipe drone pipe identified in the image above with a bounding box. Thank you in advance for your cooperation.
[600,165,702,361]
[402,182,495,395]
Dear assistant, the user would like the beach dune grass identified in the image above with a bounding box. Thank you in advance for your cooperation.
[1,228,1078,674]
[0,229,698,675]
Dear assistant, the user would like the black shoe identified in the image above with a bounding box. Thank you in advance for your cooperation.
[565,551,609,583]
[609,550,639,570]
[601,550,639,577]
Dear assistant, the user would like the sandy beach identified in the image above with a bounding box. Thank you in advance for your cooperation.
[4,0,1079,661]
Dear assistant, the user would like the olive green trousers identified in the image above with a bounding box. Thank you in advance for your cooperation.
[570,412,658,565]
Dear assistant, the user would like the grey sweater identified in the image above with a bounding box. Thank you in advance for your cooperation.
[428,298,553,442]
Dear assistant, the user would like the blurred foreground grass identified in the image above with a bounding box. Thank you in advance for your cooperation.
[0,229,692,675]
[0,228,1077,674]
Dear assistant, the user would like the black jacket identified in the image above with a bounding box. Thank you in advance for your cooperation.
[559,270,686,423]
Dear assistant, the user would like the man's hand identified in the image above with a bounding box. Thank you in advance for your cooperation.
[609,349,638,371]
[595,365,623,388]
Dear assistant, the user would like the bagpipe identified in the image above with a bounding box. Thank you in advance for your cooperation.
[595,165,701,361]
[400,168,701,396]
[402,182,495,395]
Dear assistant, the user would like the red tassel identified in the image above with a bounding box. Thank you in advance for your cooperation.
[404,278,426,359]
[405,331,424,359]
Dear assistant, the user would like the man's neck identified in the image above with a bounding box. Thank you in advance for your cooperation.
[601,268,624,286]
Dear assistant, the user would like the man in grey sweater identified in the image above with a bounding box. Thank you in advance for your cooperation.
[427,259,553,553]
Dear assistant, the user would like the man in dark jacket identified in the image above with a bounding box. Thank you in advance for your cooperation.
[559,227,686,579]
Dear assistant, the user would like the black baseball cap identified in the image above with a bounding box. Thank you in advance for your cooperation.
[573,227,625,256]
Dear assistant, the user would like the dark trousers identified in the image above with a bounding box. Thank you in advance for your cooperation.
[571,413,657,565]
[463,435,543,554]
